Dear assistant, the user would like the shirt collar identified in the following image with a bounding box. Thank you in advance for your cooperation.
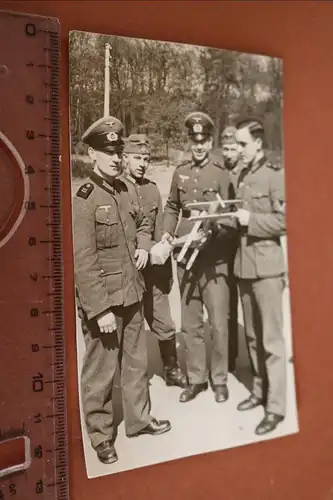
[230,163,241,175]
[191,157,210,169]
[124,172,146,186]
[249,153,266,173]
[90,171,125,194]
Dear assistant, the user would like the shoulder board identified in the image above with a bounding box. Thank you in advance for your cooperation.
[213,161,224,169]
[176,159,191,169]
[114,177,129,193]
[267,161,282,171]
[117,173,133,186]
[123,175,135,185]
[143,177,156,185]
[76,182,94,199]
[123,179,133,193]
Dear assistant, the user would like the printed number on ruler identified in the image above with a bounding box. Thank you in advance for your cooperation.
[0,10,68,500]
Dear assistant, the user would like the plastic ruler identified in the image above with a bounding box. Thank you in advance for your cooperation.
[0,9,68,500]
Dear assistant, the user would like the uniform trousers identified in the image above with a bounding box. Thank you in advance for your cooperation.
[143,267,175,341]
[80,301,152,449]
[239,276,286,416]
[228,254,239,370]
[177,254,230,386]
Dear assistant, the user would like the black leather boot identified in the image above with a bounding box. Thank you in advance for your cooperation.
[159,338,187,388]
[179,382,208,402]
[237,394,263,411]
[255,412,284,435]
[214,384,229,403]
[95,440,118,464]
[129,418,171,437]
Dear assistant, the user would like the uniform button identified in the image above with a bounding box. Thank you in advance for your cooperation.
[193,189,197,193]
[194,178,198,183]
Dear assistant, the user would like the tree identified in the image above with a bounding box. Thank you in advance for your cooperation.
[69,32,283,166]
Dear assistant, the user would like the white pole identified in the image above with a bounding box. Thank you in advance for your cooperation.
[104,43,110,117]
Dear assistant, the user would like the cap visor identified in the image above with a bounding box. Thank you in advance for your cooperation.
[189,133,207,142]
[95,145,123,154]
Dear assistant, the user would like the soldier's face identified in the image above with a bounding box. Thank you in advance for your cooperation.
[190,137,212,164]
[236,127,261,165]
[126,153,150,180]
[222,143,240,169]
[88,148,122,179]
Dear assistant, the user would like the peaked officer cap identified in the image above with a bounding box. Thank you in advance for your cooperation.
[82,116,124,153]
[185,111,214,141]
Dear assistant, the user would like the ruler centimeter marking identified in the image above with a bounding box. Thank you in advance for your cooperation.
[0,10,68,500]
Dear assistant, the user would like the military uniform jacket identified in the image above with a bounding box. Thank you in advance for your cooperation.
[221,160,245,255]
[163,158,236,265]
[126,176,164,244]
[124,174,173,293]
[224,161,244,196]
[234,156,286,279]
[73,172,152,320]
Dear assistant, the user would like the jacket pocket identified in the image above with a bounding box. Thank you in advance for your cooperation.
[104,271,123,298]
[254,240,286,277]
[100,259,122,276]
[203,182,219,201]
[250,191,270,212]
[95,207,118,248]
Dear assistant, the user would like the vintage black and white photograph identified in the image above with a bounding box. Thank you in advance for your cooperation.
[69,30,298,478]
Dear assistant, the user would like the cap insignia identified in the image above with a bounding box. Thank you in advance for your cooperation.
[107,131,118,142]
[193,123,203,133]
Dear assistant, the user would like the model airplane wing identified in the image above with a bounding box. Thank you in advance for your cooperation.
[185,199,242,210]
[188,212,236,222]
[185,201,213,210]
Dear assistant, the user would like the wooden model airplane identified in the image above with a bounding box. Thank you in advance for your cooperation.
[176,193,242,270]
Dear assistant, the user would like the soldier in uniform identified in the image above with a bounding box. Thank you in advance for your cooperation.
[73,117,171,465]
[232,118,287,435]
[221,126,243,192]
[162,111,236,403]
[220,126,243,373]
[122,133,186,388]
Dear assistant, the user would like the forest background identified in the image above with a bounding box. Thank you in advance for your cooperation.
[69,31,283,181]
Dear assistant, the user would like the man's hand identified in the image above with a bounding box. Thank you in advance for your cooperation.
[97,310,117,334]
[235,208,251,227]
[161,232,174,244]
[150,240,173,265]
[191,228,211,249]
[135,248,149,270]
[172,234,187,247]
